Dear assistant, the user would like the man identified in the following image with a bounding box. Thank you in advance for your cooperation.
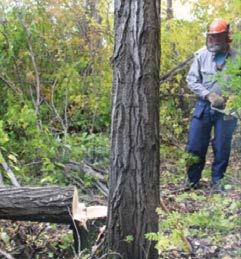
[185,18,239,192]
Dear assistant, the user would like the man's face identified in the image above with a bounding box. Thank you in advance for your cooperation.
[206,32,228,53]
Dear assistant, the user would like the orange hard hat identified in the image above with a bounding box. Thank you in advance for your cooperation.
[209,19,229,34]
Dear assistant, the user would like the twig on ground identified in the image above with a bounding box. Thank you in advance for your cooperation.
[99,251,124,259]
[0,248,15,259]
[68,206,81,256]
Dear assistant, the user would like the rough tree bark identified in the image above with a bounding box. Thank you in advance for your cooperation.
[106,0,161,259]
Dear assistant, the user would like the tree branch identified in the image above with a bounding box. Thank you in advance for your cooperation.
[0,151,20,187]
[0,72,22,94]
[160,54,194,83]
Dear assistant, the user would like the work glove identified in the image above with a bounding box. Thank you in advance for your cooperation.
[207,92,225,107]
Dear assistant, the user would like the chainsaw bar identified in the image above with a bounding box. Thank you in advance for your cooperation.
[210,104,239,118]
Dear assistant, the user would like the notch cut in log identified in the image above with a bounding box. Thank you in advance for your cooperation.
[0,186,107,225]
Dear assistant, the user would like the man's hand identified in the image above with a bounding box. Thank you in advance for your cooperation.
[207,92,225,107]
[226,95,236,104]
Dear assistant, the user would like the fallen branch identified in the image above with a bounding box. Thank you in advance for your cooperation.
[64,161,109,197]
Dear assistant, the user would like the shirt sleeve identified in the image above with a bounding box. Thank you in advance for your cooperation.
[186,54,210,99]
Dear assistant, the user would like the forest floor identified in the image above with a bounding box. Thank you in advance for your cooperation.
[0,148,241,258]
[158,144,241,259]
[159,174,241,258]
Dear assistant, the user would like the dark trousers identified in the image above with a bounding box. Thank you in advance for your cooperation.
[186,100,237,184]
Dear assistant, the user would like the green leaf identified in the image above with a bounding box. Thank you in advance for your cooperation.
[8,154,18,163]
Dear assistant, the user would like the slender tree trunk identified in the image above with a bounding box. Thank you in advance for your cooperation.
[166,0,173,20]
[107,1,161,259]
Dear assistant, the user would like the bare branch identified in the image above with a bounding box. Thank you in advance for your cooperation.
[50,79,69,134]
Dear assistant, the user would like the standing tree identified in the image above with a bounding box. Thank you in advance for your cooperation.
[166,0,174,20]
[107,0,161,258]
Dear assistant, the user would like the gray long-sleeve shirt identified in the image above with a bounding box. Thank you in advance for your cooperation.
[186,46,240,99]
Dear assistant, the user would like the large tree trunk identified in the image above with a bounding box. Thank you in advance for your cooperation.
[107,1,161,259]
[0,186,107,224]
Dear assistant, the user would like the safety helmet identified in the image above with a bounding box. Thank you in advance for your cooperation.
[206,18,231,53]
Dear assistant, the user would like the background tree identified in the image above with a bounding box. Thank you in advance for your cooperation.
[166,0,173,20]
[106,0,161,258]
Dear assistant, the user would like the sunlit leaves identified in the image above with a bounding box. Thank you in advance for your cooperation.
[0,121,9,145]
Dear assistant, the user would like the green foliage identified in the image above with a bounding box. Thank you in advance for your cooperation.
[59,232,74,250]
[215,32,241,114]
[125,235,134,243]
[146,194,240,254]
[161,19,203,74]
[190,0,241,25]
[159,17,204,144]
[0,0,112,185]
[0,0,113,132]
[0,121,9,145]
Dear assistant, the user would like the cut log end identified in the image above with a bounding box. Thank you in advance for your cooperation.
[72,187,107,228]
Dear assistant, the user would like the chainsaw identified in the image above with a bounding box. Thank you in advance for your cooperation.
[211,104,240,120]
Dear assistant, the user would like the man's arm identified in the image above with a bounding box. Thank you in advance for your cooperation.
[186,53,210,99]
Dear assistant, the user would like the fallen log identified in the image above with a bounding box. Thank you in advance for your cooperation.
[0,186,107,251]
[0,186,107,225]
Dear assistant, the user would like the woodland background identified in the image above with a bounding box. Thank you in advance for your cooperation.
[0,0,241,258]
